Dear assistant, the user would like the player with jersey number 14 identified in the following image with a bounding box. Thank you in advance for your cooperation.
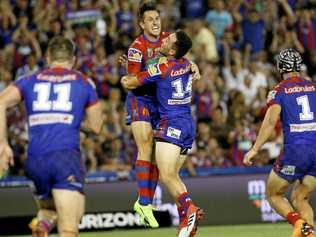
[122,30,204,237]
[0,36,104,237]
[244,48,315,237]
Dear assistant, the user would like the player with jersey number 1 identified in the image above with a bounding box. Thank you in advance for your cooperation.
[244,48,315,237]
[122,30,204,237]
[0,36,104,237]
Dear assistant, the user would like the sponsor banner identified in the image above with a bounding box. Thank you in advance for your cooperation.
[3,173,316,234]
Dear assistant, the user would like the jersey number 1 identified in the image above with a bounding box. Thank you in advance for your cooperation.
[33,83,72,112]
[297,95,314,121]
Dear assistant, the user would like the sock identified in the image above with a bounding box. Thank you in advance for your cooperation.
[37,219,54,233]
[135,160,152,205]
[177,192,193,217]
[149,163,159,204]
[287,212,301,226]
[178,205,186,224]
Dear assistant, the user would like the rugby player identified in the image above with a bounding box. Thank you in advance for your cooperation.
[120,1,200,227]
[244,48,315,237]
[0,36,103,237]
[124,1,169,228]
[121,30,204,237]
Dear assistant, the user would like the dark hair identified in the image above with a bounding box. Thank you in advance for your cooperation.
[47,36,75,62]
[174,30,192,59]
[138,1,159,20]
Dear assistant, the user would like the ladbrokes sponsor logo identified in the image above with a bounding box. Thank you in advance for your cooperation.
[285,85,316,94]
[79,212,142,229]
[247,180,283,222]
[170,65,191,77]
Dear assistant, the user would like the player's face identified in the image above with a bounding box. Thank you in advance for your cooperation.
[160,33,177,56]
[140,10,161,38]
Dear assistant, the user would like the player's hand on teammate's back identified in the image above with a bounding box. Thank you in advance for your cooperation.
[121,75,138,90]
[243,148,258,166]
[190,61,201,81]
[0,141,14,177]
[118,54,128,71]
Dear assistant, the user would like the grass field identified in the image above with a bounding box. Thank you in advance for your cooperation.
[14,223,292,237]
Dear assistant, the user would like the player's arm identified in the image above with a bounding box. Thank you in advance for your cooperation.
[83,79,105,134]
[189,61,201,81]
[244,104,281,166]
[127,45,143,75]
[0,85,22,175]
[121,63,167,90]
[84,102,104,134]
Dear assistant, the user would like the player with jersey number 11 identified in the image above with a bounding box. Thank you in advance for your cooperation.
[244,48,315,237]
[0,36,104,237]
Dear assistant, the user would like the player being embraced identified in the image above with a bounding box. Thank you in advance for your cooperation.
[121,30,204,237]
[0,36,103,237]
[244,49,315,237]
[122,1,170,228]
[120,1,200,228]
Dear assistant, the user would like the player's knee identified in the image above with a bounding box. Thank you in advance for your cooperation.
[291,190,309,208]
[137,137,153,159]
[159,168,176,184]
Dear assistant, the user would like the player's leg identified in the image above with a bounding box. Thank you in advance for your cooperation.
[291,176,316,226]
[155,141,184,198]
[52,189,84,237]
[29,199,57,237]
[269,144,314,237]
[50,149,86,236]
[155,141,202,237]
[132,121,154,204]
[266,170,293,217]
[25,155,57,237]
[126,94,158,227]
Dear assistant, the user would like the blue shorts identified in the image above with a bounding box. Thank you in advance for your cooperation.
[154,117,196,151]
[274,144,316,182]
[25,149,85,200]
[125,93,159,128]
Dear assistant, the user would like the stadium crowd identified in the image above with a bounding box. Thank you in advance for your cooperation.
[0,0,316,176]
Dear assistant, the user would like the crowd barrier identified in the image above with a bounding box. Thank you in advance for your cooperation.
[1,166,309,235]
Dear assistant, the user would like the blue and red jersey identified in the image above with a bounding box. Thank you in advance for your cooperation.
[136,57,193,119]
[13,67,98,156]
[127,32,170,98]
[267,75,316,145]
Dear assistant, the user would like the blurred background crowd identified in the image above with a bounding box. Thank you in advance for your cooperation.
[1,0,316,176]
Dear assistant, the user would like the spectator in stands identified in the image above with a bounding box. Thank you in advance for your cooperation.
[205,0,233,39]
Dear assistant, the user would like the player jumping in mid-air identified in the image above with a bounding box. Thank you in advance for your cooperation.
[122,30,204,237]
[0,36,103,237]
[244,48,315,237]
[122,1,169,228]
[120,1,200,228]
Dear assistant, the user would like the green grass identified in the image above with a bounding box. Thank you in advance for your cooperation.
[13,223,292,237]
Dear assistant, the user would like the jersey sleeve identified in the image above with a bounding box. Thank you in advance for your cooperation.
[13,76,29,98]
[127,40,144,74]
[267,85,283,107]
[136,62,169,85]
[85,78,99,107]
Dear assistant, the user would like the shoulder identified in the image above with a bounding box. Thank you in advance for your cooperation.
[129,35,146,52]
[72,70,94,87]
[128,36,145,63]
